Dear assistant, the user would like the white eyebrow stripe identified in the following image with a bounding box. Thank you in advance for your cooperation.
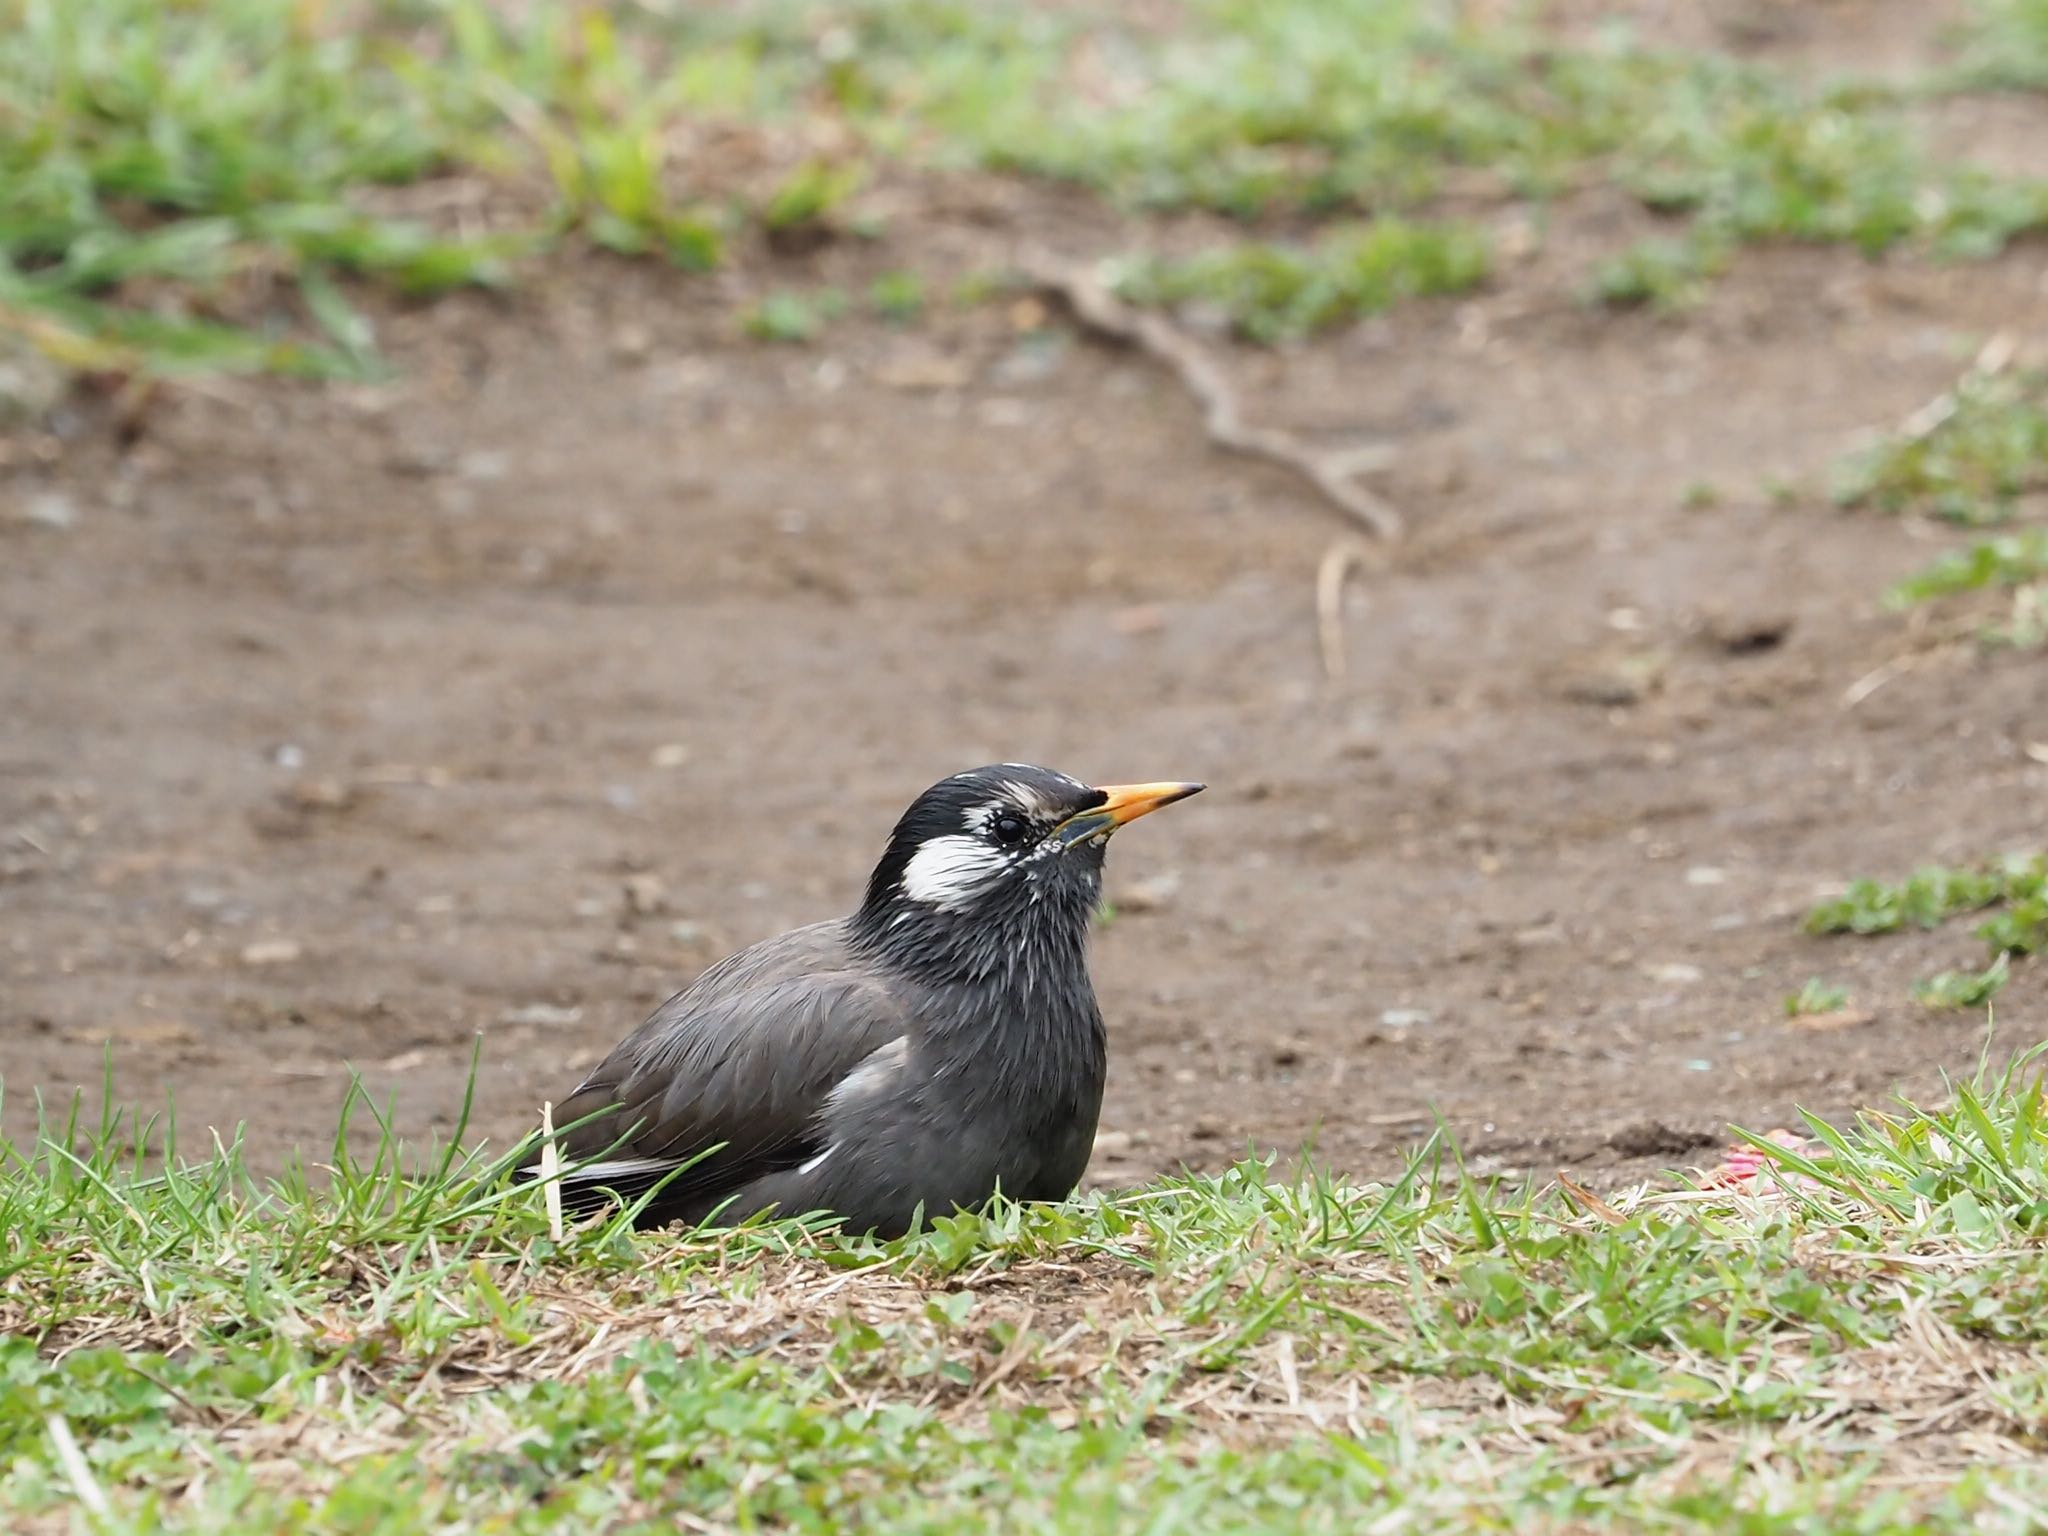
[998,780,1061,819]
[998,765,1086,794]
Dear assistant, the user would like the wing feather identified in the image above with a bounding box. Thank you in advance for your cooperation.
[543,921,907,1215]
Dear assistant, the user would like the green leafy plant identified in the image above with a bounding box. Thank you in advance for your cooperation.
[1885,530,2048,649]
[1805,859,2038,935]
[1955,0,2048,91]
[1808,855,2044,999]
[740,287,846,342]
[1588,231,1731,310]
[1785,977,1851,1017]
[763,158,866,235]
[869,269,926,322]
[1888,530,2048,606]
[1979,895,2048,957]
[1115,218,1491,343]
[1835,371,2048,525]
[1917,954,2010,1010]
[420,0,729,267]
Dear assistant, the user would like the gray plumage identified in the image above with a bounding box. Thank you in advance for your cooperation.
[539,764,1201,1236]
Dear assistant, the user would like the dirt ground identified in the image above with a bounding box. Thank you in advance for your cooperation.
[6,9,2047,1194]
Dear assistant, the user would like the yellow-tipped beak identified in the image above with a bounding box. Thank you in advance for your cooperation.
[1095,781,1206,824]
[1054,781,1205,844]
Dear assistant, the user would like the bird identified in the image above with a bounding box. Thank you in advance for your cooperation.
[536,764,1203,1237]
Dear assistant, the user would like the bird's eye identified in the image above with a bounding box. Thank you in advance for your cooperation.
[992,814,1028,846]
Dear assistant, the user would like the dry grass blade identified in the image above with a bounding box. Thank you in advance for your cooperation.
[1275,1333,1302,1411]
[1316,538,1386,682]
[969,1303,1038,1401]
[538,1101,563,1243]
[1557,1173,1625,1225]
[46,1414,111,1521]
[1842,652,1919,709]
[1895,330,2018,441]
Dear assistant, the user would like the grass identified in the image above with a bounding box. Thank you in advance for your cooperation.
[1808,856,2046,1007]
[740,286,848,343]
[9,1057,2048,1530]
[761,158,867,241]
[1784,977,1851,1017]
[0,0,506,376]
[13,2,2048,1527]
[738,280,937,341]
[1805,857,2044,937]
[1956,0,2048,91]
[1838,368,2048,644]
[1835,371,2048,525]
[1889,530,2048,605]
[0,0,757,379]
[1587,229,1732,311]
[789,0,2048,248]
[777,0,2048,261]
[1919,955,2013,1011]
[10,0,2048,382]
[869,269,926,323]
[1112,219,1492,342]
[1887,530,2048,649]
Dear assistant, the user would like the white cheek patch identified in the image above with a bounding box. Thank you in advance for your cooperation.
[900,833,1007,909]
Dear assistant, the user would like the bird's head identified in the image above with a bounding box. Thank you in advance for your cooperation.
[852,764,1203,979]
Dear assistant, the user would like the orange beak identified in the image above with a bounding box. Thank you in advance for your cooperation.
[1053,781,1205,844]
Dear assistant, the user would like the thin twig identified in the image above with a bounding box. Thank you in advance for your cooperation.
[1019,251,1404,541]
[1315,538,1384,682]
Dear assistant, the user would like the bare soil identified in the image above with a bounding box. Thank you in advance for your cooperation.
[6,30,2047,1191]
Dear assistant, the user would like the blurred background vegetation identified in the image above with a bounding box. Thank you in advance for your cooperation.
[8,0,2048,381]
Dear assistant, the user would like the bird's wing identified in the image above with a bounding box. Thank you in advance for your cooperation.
[546,921,906,1211]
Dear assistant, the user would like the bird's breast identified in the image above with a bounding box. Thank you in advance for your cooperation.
[918,976,1106,1115]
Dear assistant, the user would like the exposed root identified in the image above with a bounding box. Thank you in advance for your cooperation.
[1020,251,1405,542]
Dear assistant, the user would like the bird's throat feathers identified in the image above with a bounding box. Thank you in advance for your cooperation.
[852,856,1102,990]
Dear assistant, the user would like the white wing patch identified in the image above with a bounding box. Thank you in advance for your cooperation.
[560,1155,677,1187]
[900,832,1006,908]
[828,1036,909,1110]
[801,1040,910,1181]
